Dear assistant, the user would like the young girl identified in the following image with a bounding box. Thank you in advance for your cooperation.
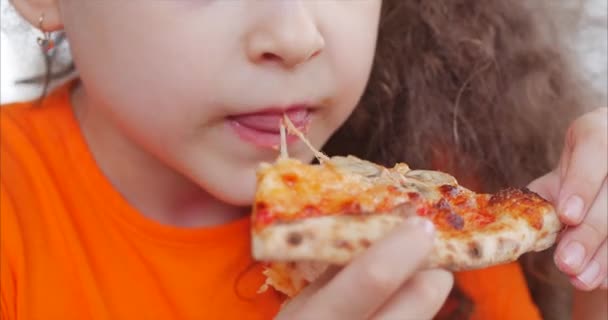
[1,1,606,319]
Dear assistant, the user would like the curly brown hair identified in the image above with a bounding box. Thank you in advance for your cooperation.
[323,0,599,319]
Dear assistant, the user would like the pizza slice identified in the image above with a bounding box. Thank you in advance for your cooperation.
[251,117,562,298]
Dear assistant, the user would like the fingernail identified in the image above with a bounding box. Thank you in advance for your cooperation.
[577,261,600,286]
[560,241,586,270]
[406,217,435,235]
[561,195,584,223]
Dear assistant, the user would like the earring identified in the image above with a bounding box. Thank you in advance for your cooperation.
[36,14,55,53]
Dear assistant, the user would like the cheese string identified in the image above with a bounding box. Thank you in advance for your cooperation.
[281,114,330,163]
[279,121,288,159]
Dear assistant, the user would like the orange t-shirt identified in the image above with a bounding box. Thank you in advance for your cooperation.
[1,81,542,319]
[0,83,283,319]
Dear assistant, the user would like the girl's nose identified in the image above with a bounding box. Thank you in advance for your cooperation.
[244,2,325,69]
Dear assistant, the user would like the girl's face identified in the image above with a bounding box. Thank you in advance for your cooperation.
[58,0,381,205]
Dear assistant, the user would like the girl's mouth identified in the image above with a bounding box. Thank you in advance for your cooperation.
[227,106,312,148]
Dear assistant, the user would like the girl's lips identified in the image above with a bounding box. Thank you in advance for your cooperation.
[229,108,310,133]
[227,108,311,148]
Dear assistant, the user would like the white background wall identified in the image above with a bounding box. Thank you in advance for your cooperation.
[1,0,606,104]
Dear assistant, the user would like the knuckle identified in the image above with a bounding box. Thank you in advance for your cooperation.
[565,130,607,163]
[415,282,440,304]
[586,256,607,289]
[575,224,607,253]
[597,258,607,277]
[358,263,397,294]
[597,242,607,268]
[573,109,608,145]
[565,125,577,148]
[411,272,453,307]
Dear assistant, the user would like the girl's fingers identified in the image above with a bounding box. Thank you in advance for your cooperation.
[569,240,607,291]
[527,171,559,204]
[557,108,607,225]
[555,180,607,276]
[305,217,435,320]
[372,269,453,320]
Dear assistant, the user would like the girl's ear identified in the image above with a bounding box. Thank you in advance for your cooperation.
[10,0,62,31]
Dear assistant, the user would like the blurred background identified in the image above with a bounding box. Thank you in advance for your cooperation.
[1,0,606,104]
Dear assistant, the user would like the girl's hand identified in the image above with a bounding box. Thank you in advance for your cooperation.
[275,217,453,320]
[529,107,607,291]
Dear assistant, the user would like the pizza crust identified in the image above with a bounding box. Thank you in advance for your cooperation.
[252,205,561,272]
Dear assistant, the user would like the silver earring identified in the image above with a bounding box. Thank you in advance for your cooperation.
[36,14,55,53]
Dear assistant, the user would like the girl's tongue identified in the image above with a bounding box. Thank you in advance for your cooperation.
[229,108,310,132]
